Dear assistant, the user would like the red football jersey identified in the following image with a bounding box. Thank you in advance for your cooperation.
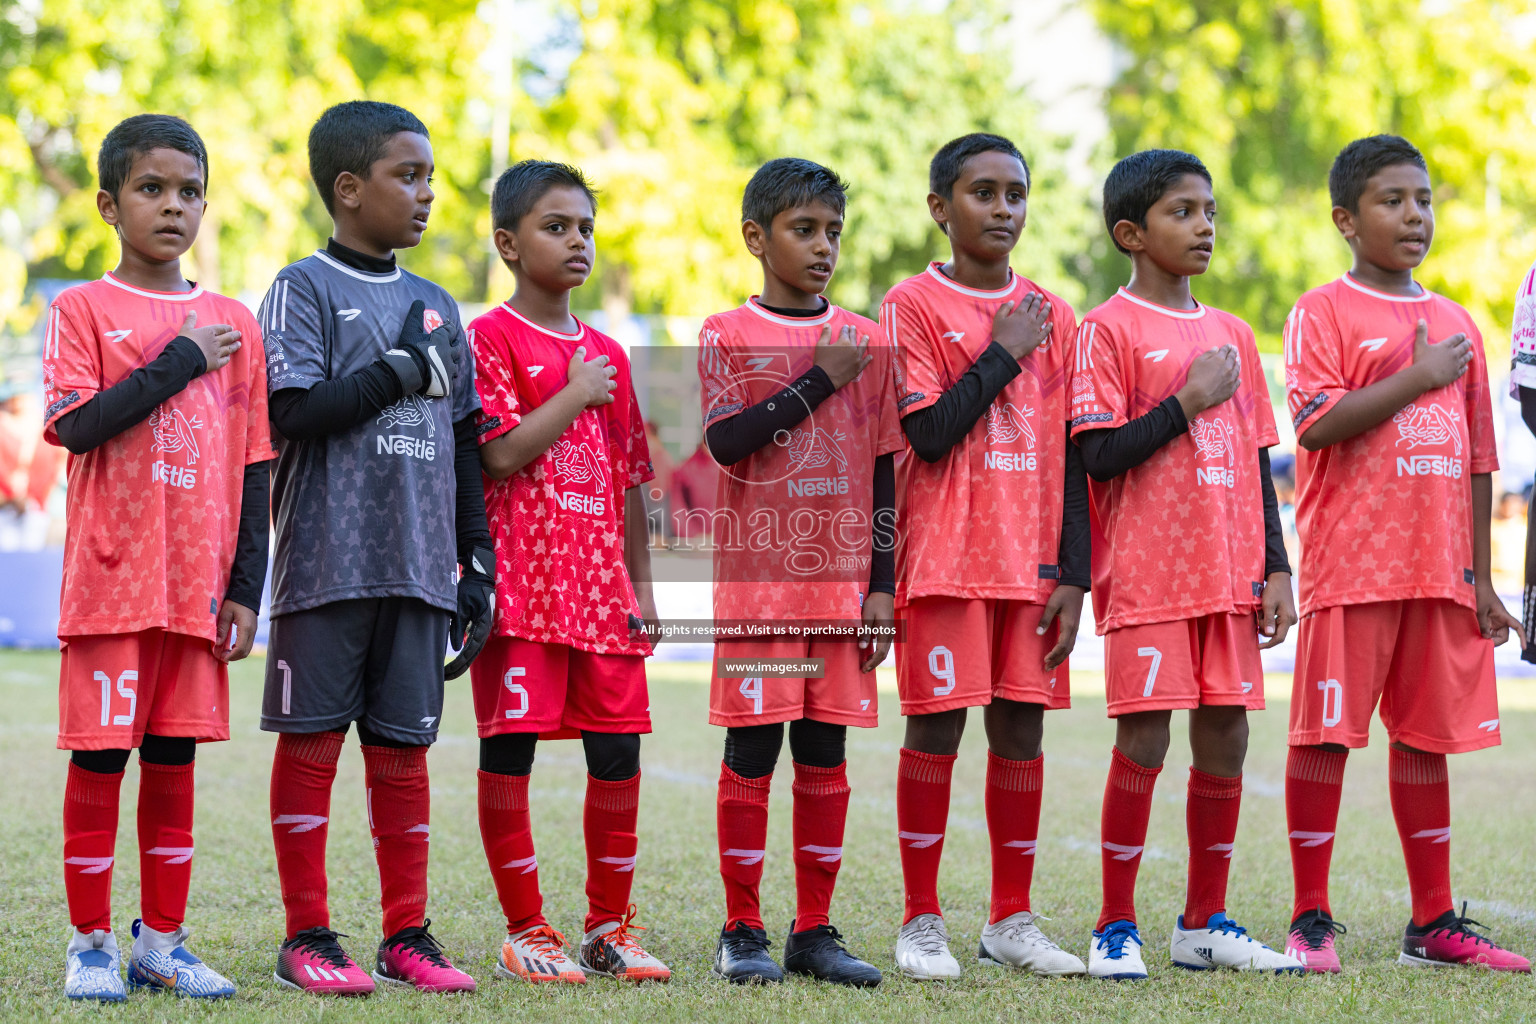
[880,263,1077,606]
[469,303,654,655]
[1282,274,1497,616]
[697,298,904,624]
[1069,288,1278,633]
[42,274,274,640]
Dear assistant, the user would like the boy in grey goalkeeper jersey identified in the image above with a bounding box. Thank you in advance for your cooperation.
[256,100,493,996]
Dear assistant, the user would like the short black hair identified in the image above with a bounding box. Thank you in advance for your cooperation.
[308,101,430,215]
[929,133,1028,200]
[97,114,208,201]
[741,158,848,231]
[491,160,598,233]
[1329,134,1428,213]
[1102,149,1212,255]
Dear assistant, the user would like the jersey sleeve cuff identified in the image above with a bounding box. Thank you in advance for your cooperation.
[1291,387,1344,434]
[475,410,520,445]
[1069,409,1126,437]
[896,390,938,418]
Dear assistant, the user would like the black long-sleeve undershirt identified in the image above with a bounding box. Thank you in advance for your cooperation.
[703,367,837,465]
[268,364,404,441]
[1258,447,1289,578]
[1074,399,1288,578]
[53,337,207,454]
[226,462,270,610]
[1075,396,1190,482]
[1520,385,1536,436]
[454,413,493,561]
[901,341,1021,462]
[52,335,272,608]
[870,452,895,596]
[1058,439,1091,589]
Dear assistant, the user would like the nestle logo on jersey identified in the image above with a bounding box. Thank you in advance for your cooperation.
[984,451,1037,471]
[1396,455,1462,479]
[376,434,435,460]
[787,477,849,497]
[555,492,606,515]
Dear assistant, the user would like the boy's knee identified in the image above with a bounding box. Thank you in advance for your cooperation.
[903,708,966,756]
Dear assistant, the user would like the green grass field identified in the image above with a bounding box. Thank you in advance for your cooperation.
[4,651,1536,1022]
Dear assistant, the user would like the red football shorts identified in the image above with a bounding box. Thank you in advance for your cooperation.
[1289,598,1499,753]
[1103,613,1265,718]
[471,636,651,738]
[709,635,877,728]
[57,630,229,750]
[896,597,1070,716]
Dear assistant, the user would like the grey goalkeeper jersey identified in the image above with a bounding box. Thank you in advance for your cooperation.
[257,250,480,616]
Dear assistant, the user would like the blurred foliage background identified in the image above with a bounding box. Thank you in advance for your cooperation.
[2,0,1534,353]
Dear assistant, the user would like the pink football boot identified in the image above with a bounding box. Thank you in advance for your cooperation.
[275,927,376,996]
[374,920,477,993]
[1285,908,1345,974]
[1399,904,1531,972]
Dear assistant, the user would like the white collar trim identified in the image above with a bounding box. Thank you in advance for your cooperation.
[313,249,402,283]
[924,262,1019,299]
[743,297,836,327]
[500,303,585,341]
[1341,273,1431,303]
[1116,287,1207,320]
[102,273,203,301]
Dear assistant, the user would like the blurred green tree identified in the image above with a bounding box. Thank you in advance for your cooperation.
[1089,0,1536,350]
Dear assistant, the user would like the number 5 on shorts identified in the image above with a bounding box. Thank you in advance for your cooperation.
[1137,647,1162,698]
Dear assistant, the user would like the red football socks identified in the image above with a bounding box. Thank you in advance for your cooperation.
[362,744,431,938]
[63,762,123,933]
[478,770,545,934]
[1097,746,1161,930]
[1389,747,1454,927]
[985,751,1042,923]
[584,772,640,933]
[791,761,849,931]
[896,748,956,924]
[270,730,343,938]
[717,763,771,931]
[1285,744,1347,921]
[138,760,195,933]
[1182,768,1242,929]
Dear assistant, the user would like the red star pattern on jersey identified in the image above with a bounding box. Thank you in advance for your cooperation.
[698,299,904,624]
[469,304,653,655]
[1282,274,1497,616]
[42,274,274,640]
[880,263,1077,606]
[1069,288,1277,633]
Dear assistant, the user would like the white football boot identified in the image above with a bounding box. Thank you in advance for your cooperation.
[1170,913,1305,973]
[1088,919,1148,980]
[65,928,126,1002]
[895,913,962,980]
[978,911,1085,975]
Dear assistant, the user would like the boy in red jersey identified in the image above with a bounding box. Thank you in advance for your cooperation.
[44,115,272,1001]
[1070,149,1301,979]
[1280,135,1529,973]
[698,159,899,987]
[467,161,669,985]
[879,133,1089,980]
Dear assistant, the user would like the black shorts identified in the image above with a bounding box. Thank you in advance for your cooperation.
[261,596,449,744]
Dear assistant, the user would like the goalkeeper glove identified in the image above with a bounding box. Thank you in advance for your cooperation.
[445,544,496,679]
[382,299,459,399]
